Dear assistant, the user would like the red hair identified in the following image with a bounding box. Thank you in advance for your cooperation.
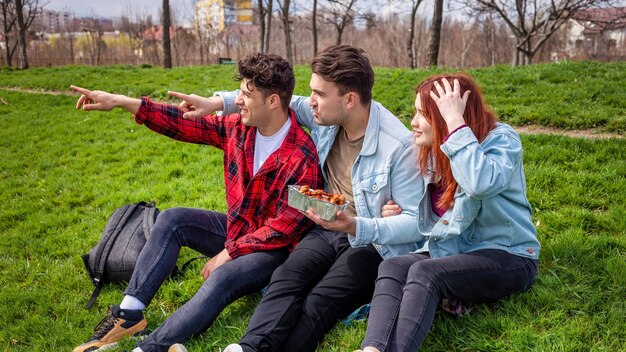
[416,73,497,210]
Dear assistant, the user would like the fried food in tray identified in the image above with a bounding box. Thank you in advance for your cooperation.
[297,185,346,205]
[287,185,349,221]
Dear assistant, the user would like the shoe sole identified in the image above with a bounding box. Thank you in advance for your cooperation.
[74,319,148,352]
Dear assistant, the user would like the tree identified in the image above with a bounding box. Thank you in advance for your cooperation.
[278,0,293,64]
[312,0,318,55]
[406,0,425,69]
[162,0,172,68]
[14,0,27,68]
[469,0,617,65]
[323,0,358,45]
[427,0,444,67]
[1,0,18,66]
[61,17,77,64]
[1,0,39,68]
[257,0,273,52]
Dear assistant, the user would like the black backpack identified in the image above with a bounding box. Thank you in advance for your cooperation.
[82,201,160,308]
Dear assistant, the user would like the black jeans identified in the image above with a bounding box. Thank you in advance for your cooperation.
[361,249,538,352]
[121,208,288,352]
[239,226,383,352]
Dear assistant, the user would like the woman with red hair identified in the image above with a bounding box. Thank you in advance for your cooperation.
[357,73,540,352]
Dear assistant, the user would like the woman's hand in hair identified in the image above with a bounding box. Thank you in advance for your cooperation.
[429,78,470,132]
[381,200,402,217]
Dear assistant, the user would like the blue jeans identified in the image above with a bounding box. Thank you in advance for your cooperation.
[122,208,288,352]
[239,226,383,352]
[361,249,538,352]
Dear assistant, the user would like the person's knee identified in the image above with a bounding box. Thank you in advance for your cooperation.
[151,208,187,240]
[155,208,187,227]
[406,260,440,293]
[378,256,408,278]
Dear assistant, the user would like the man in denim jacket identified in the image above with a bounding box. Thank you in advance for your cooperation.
[170,45,425,352]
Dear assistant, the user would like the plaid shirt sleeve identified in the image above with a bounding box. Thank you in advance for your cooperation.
[134,97,239,149]
[225,142,323,258]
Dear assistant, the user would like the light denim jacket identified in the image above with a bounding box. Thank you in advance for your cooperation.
[420,123,540,260]
[218,91,425,259]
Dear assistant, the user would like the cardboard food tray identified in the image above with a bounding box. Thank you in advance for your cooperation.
[287,185,349,221]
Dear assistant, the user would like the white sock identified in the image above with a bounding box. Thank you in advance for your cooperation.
[120,295,146,311]
[132,348,144,352]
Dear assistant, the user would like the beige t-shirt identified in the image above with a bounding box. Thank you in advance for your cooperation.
[324,127,364,217]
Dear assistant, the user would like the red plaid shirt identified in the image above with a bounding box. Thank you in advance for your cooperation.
[135,98,322,259]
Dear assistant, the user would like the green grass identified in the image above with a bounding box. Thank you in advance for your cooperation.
[1,60,625,132]
[1,62,625,351]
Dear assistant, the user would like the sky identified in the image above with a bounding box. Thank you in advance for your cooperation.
[45,0,191,19]
[45,0,439,21]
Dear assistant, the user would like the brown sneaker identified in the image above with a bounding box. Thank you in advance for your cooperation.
[73,305,148,352]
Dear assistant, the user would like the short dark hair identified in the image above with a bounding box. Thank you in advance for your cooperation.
[311,45,374,105]
[236,53,295,112]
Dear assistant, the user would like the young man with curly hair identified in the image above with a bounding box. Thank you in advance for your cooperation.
[70,53,322,352]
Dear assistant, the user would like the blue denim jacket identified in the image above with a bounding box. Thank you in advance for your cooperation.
[218,91,425,259]
[421,123,540,259]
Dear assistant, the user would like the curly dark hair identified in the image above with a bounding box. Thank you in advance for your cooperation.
[236,53,295,112]
[311,45,374,105]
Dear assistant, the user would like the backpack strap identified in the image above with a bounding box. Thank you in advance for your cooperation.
[85,286,102,309]
[171,255,208,278]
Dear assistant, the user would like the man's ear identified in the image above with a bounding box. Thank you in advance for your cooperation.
[345,92,359,109]
[267,93,281,110]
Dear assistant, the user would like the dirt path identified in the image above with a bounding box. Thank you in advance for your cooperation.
[2,87,623,140]
[514,125,623,139]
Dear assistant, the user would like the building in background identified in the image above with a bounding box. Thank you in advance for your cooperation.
[195,0,253,33]
[563,6,626,61]
[35,10,73,33]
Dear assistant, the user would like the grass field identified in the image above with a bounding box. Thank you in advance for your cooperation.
[0,62,625,352]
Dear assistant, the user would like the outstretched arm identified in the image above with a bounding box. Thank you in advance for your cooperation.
[168,91,225,119]
[70,85,141,114]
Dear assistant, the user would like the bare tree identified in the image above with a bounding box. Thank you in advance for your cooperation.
[162,0,172,68]
[427,0,444,67]
[469,0,617,65]
[82,18,106,65]
[278,0,293,63]
[257,0,266,52]
[312,0,318,55]
[323,0,358,45]
[14,0,27,68]
[265,0,273,52]
[61,17,77,64]
[406,0,425,68]
[1,0,39,68]
[256,0,273,52]
[1,0,18,66]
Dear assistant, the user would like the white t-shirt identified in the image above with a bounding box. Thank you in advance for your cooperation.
[253,118,292,175]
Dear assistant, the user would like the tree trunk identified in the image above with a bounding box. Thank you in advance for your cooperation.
[407,1,423,69]
[258,0,266,52]
[312,0,318,56]
[1,1,15,67]
[489,11,495,66]
[335,25,343,45]
[281,0,292,64]
[427,0,443,67]
[162,0,172,68]
[265,0,272,52]
[15,0,28,69]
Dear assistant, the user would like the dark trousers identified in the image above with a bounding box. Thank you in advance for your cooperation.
[239,226,383,352]
[122,208,288,352]
[361,249,538,352]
